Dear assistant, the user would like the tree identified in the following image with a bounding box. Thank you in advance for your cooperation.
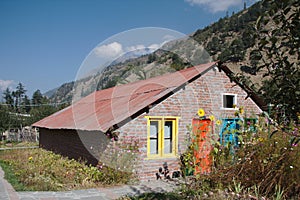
[22,95,31,113]
[147,54,157,63]
[252,0,300,123]
[12,82,27,112]
[3,88,14,108]
[230,38,245,61]
[0,105,10,132]
[32,89,43,105]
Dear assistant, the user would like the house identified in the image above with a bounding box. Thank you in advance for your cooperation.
[33,61,263,180]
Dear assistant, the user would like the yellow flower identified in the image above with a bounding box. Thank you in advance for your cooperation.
[239,106,244,114]
[28,156,33,161]
[216,120,222,126]
[234,111,239,116]
[209,115,215,121]
[258,137,264,142]
[197,108,205,117]
[232,104,237,109]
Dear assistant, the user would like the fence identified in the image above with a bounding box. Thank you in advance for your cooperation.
[1,127,38,142]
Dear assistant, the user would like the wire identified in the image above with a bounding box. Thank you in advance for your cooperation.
[0,101,70,107]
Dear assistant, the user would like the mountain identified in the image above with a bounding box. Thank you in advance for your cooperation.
[48,36,211,103]
[43,87,59,98]
[47,0,299,105]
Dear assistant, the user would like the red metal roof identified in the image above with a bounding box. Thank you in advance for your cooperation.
[33,62,217,132]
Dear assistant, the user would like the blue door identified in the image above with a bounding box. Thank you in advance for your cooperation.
[219,118,240,148]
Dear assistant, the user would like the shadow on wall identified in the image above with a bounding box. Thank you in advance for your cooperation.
[39,128,110,165]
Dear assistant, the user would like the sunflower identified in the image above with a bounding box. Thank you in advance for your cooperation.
[216,120,222,126]
[209,115,215,121]
[198,108,205,117]
[239,106,244,114]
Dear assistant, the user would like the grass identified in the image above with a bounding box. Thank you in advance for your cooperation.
[0,148,135,191]
[0,160,26,191]
[0,141,38,148]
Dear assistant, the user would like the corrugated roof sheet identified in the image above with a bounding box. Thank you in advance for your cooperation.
[33,62,216,132]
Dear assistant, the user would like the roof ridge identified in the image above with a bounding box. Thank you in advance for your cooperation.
[75,86,178,103]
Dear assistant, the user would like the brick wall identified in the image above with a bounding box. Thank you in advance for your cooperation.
[116,68,262,181]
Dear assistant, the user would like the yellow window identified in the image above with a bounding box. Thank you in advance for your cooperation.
[146,117,179,158]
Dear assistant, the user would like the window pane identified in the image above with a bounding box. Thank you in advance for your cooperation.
[223,95,235,108]
[150,121,158,154]
[164,121,173,154]
[164,139,172,154]
[164,121,172,138]
[150,139,158,154]
[150,121,158,138]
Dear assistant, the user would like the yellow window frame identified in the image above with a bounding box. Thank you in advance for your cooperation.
[145,116,179,159]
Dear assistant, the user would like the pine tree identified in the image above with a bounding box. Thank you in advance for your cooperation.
[32,89,43,106]
[3,88,14,108]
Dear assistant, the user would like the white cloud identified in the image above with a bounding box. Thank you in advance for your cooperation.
[148,43,161,50]
[163,34,177,42]
[94,42,123,58]
[185,0,243,12]
[0,80,15,91]
[125,44,146,52]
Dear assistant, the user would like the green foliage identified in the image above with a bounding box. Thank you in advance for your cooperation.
[103,76,120,89]
[0,148,135,191]
[31,89,43,105]
[180,145,196,177]
[252,0,300,123]
[27,105,59,125]
[218,38,246,62]
[0,105,10,132]
[3,88,14,108]
[170,53,187,71]
[147,53,157,63]
[1,83,68,130]
[0,160,26,191]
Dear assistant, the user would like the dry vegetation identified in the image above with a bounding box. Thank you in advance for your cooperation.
[0,148,135,191]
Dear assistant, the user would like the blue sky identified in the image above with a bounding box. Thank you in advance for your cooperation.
[0,0,258,98]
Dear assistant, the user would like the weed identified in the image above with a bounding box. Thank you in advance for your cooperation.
[0,160,26,191]
[274,185,284,200]
[232,178,243,194]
